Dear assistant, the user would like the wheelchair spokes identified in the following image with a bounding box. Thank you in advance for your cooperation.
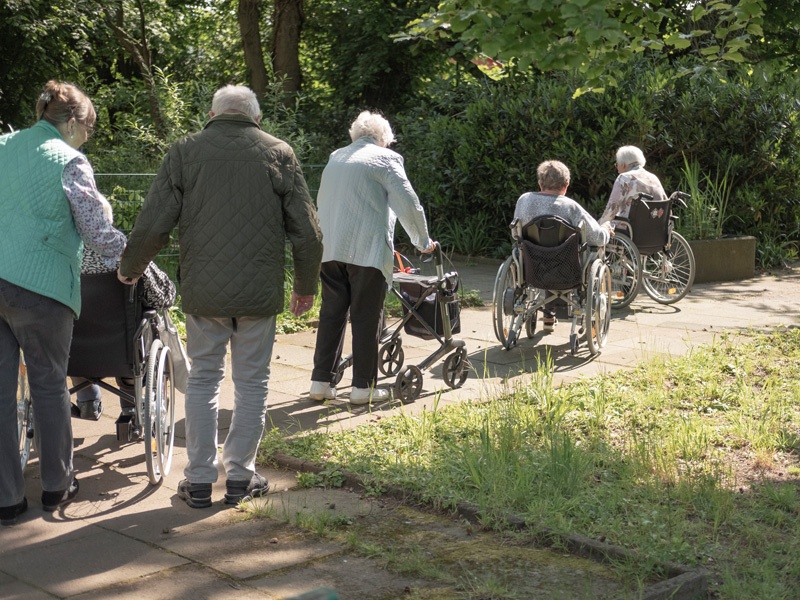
[143,337,176,485]
[641,231,696,304]
[606,234,641,309]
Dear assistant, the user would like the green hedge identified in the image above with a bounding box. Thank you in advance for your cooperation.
[395,60,800,266]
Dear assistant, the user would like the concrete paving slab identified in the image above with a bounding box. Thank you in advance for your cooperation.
[0,528,188,597]
[160,520,342,580]
[73,563,275,600]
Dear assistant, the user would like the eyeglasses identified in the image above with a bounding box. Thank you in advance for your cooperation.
[80,121,95,139]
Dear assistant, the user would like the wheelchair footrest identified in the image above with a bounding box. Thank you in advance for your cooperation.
[115,413,136,442]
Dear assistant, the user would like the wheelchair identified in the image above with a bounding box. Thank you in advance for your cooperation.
[66,272,177,485]
[492,215,612,356]
[606,191,696,309]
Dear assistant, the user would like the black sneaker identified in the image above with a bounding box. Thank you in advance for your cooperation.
[0,498,28,526]
[42,478,79,512]
[224,473,269,505]
[177,479,212,509]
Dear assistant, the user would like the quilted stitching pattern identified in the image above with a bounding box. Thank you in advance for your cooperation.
[0,123,84,314]
[123,115,322,317]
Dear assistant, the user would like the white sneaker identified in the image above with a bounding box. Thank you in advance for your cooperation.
[349,387,391,405]
[309,381,336,401]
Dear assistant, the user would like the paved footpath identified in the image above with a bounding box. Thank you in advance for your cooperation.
[3,259,799,599]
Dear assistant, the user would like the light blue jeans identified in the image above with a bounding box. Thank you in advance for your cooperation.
[184,315,275,484]
[0,278,74,507]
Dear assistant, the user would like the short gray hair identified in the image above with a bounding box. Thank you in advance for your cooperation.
[537,160,571,191]
[211,85,260,121]
[616,145,646,168]
[348,111,395,147]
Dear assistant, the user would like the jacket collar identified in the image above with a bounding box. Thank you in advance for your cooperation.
[203,113,260,130]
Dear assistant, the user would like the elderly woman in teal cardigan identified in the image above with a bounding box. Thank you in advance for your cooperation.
[309,111,435,406]
[0,80,126,524]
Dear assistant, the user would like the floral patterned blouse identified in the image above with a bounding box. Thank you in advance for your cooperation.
[598,165,668,225]
[65,156,176,309]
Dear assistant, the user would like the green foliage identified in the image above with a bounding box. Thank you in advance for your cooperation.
[396,59,800,267]
[403,0,765,95]
[678,154,740,240]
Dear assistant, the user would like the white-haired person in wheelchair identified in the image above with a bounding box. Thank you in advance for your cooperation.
[70,197,176,421]
[598,145,668,233]
[514,160,611,332]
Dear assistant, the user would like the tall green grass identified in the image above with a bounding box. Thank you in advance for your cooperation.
[262,328,800,598]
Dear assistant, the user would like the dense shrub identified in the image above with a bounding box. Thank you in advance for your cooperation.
[395,60,800,266]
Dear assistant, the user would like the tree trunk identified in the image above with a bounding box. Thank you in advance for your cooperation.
[104,0,167,141]
[271,0,304,100]
[238,0,269,99]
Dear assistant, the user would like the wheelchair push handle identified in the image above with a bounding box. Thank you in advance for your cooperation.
[635,192,655,209]
[669,190,691,209]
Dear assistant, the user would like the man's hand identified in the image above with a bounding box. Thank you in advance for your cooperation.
[290,291,314,317]
[117,268,139,285]
[602,222,615,237]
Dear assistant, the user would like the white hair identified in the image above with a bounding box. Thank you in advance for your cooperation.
[348,111,395,147]
[211,85,260,121]
[616,145,647,168]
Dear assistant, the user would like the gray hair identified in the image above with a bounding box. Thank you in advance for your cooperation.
[211,85,260,121]
[537,160,571,191]
[348,111,395,147]
[616,145,646,168]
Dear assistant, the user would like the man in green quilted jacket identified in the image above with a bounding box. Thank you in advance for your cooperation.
[119,85,323,509]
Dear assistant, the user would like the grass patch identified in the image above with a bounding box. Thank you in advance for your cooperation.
[261,328,800,599]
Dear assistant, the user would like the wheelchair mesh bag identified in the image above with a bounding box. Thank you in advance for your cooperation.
[629,198,672,255]
[519,234,582,290]
[400,275,461,340]
[67,272,143,378]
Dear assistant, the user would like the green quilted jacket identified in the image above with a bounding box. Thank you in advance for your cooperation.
[120,113,322,317]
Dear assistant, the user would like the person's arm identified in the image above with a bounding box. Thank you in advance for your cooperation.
[119,151,182,280]
[277,148,323,304]
[598,175,630,225]
[63,157,126,258]
[382,154,433,251]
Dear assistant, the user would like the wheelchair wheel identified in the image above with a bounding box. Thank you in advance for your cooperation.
[641,231,696,304]
[144,339,175,485]
[395,365,423,403]
[17,356,34,471]
[525,309,537,338]
[493,256,522,350]
[606,234,641,309]
[586,260,612,355]
[442,347,469,389]
[379,340,404,376]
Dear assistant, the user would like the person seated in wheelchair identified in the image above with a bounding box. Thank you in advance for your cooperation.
[71,197,177,421]
[598,145,667,235]
[514,160,611,332]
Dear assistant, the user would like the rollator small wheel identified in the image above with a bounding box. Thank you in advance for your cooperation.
[395,365,423,403]
[379,340,404,377]
[442,348,469,389]
[569,333,579,356]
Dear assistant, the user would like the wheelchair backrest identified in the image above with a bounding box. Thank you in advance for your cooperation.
[521,215,580,247]
[628,196,672,255]
[67,272,143,378]
[517,215,583,291]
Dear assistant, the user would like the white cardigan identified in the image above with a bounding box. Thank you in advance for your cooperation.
[316,137,432,283]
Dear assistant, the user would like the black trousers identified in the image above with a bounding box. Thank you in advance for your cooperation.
[311,261,386,389]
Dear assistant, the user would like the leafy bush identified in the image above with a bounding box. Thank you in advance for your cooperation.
[395,59,800,267]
